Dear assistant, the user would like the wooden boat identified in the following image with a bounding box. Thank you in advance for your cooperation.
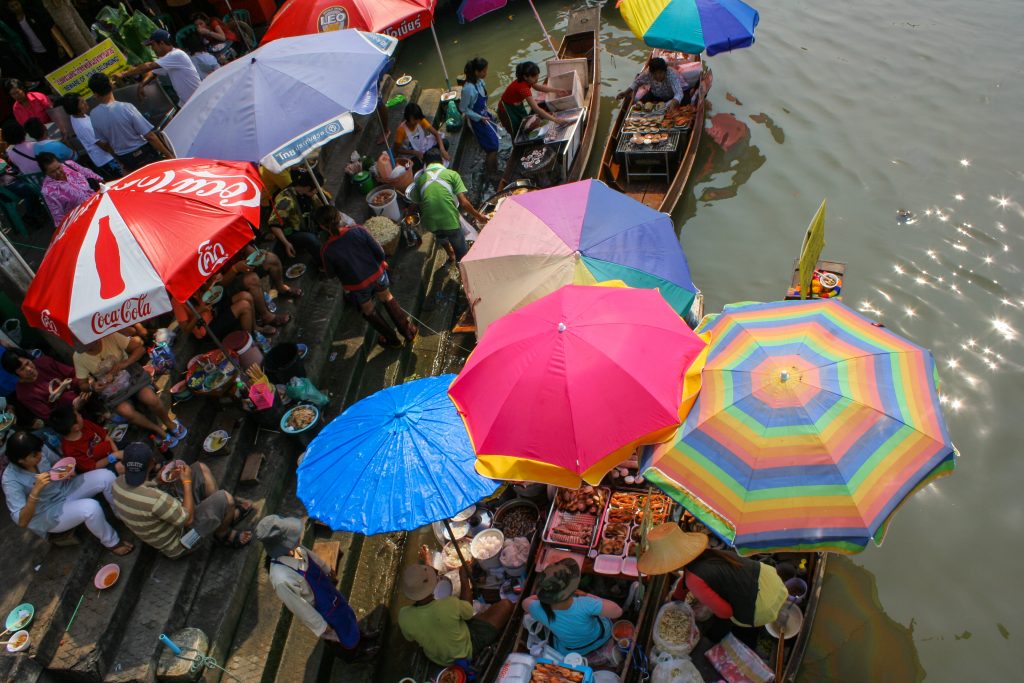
[497,6,601,189]
[598,52,711,214]
[619,551,827,683]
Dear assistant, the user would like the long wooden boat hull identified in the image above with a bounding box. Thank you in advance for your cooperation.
[598,57,709,214]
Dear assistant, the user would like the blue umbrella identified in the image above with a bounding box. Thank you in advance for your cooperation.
[297,375,499,535]
[164,30,397,171]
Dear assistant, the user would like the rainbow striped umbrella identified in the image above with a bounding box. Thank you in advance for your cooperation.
[642,299,956,555]
[618,0,760,55]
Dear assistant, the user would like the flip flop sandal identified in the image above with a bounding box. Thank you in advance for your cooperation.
[111,541,135,556]
[216,529,252,548]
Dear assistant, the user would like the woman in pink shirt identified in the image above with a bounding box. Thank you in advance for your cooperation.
[37,152,101,225]
[5,79,52,125]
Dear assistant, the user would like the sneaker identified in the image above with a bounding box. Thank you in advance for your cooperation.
[296,343,309,360]
[171,419,187,440]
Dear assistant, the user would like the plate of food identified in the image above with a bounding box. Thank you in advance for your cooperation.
[280,404,319,434]
[440,89,458,102]
[203,430,230,453]
[47,377,73,403]
[49,457,76,481]
[201,285,224,305]
[159,459,188,482]
[5,630,30,653]
[201,370,232,393]
[0,411,15,432]
[93,563,120,590]
[395,74,413,87]
[245,249,266,267]
[285,263,306,279]
[5,604,33,632]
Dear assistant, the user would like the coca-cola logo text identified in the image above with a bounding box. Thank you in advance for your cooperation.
[91,294,152,335]
[198,240,229,276]
[40,309,58,334]
[111,168,260,208]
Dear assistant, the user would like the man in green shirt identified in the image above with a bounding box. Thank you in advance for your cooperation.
[397,564,512,667]
[408,149,488,263]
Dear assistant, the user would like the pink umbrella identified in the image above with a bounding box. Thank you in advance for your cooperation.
[449,285,707,488]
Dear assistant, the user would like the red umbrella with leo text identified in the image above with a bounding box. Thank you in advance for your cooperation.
[260,0,456,88]
[22,159,261,344]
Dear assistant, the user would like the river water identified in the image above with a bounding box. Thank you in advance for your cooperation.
[396,0,1023,678]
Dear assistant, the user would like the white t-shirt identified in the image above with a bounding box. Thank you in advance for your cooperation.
[155,49,202,104]
[70,115,115,167]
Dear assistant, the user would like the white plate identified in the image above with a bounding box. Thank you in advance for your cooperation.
[5,630,30,653]
[203,430,230,453]
[285,264,306,279]
[395,74,412,87]
[202,286,224,305]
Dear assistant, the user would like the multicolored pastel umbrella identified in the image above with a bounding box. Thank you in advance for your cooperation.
[450,285,707,488]
[642,299,956,555]
[618,0,760,55]
[297,375,498,534]
[460,180,698,338]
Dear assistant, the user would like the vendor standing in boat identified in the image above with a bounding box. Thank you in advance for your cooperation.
[522,558,624,667]
[459,57,500,182]
[639,523,787,646]
[498,61,571,139]
[616,57,689,110]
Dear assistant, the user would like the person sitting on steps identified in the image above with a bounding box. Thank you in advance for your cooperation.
[315,206,417,349]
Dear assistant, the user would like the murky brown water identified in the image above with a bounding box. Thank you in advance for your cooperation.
[396,0,1024,678]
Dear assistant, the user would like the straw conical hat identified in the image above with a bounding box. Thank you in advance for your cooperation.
[637,523,708,575]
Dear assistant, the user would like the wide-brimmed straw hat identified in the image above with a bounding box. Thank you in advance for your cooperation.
[401,564,440,601]
[637,523,708,575]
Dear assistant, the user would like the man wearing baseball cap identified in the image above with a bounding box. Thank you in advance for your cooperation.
[117,29,202,105]
[255,515,378,660]
[397,562,513,666]
[111,442,254,557]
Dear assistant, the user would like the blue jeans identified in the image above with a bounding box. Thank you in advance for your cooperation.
[96,159,124,180]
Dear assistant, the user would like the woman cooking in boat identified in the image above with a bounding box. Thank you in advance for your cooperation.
[522,558,624,667]
[638,523,787,646]
[616,57,690,111]
[498,61,571,139]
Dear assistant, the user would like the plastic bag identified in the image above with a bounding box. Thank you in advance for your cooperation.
[705,633,773,683]
[651,652,703,683]
[652,602,700,657]
[445,99,463,131]
[285,377,328,406]
[149,342,176,375]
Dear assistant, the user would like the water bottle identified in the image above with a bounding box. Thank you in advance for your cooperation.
[264,291,277,313]
[253,331,272,353]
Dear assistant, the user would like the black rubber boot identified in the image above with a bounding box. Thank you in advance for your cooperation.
[362,310,402,348]
[383,298,418,342]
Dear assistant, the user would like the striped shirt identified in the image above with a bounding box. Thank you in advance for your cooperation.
[112,478,188,558]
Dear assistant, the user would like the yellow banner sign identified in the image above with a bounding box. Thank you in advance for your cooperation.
[45,39,129,97]
[798,199,827,299]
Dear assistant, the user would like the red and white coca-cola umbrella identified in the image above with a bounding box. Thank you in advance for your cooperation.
[23,159,262,344]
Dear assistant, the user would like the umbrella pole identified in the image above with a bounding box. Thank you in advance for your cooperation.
[222,0,254,52]
[527,0,557,55]
[304,158,330,206]
[443,518,473,591]
[186,300,248,385]
[429,24,452,91]
[376,108,396,165]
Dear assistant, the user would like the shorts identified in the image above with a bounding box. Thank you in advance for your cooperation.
[209,300,240,339]
[467,617,500,655]
[345,271,391,306]
[188,490,230,538]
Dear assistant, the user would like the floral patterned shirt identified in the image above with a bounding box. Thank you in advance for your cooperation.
[41,160,101,226]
